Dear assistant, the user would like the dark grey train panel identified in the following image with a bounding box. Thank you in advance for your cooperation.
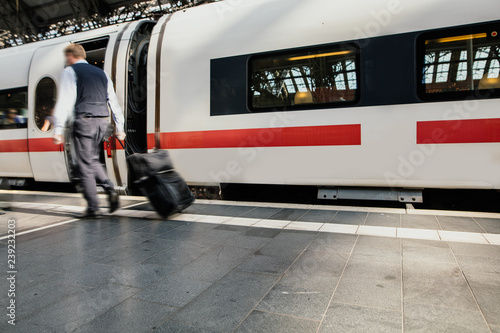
[210,19,500,116]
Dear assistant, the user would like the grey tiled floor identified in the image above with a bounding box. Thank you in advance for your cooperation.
[0,212,499,333]
[1,192,500,332]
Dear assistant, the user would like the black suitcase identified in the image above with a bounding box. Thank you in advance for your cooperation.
[126,148,195,217]
[126,149,174,182]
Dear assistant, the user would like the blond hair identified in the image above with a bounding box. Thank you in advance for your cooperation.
[64,43,86,59]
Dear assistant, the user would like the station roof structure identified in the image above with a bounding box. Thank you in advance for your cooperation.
[0,0,214,48]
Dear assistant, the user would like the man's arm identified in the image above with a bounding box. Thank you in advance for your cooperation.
[105,72,126,140]
[53,67,77,144]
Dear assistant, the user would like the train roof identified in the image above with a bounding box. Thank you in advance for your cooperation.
[0,23,126,90]
[161,0,500,58]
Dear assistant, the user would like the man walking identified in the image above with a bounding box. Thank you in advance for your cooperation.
[53,43,126,218]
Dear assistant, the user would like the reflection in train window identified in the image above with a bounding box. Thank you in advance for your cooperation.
[420,26,500,99]
[35,77,57,132]
[249,45,359,111]
[0,87,28,130]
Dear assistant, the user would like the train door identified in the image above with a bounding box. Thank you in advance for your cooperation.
[27,43,70,182]
[124,22,153,156]
[103,21,155,191]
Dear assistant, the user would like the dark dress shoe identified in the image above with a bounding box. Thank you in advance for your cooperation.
[108,191,120,213]
[77,209,103,219]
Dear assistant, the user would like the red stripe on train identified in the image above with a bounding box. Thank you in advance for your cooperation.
[29,138,62,152]
[417,118,500,144]
[0,125,361,153]
[0,139,28,153]
[0,138,62,153]
[147,124,362,149]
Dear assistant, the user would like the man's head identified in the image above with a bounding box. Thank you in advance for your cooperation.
[64,43,86,66]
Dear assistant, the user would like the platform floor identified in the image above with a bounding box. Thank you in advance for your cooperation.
[0,190,499,332]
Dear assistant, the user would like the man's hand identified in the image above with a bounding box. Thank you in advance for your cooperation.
[53,134,63,145]
[116,132,126,141]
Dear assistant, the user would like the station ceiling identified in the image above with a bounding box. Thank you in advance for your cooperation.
[0,0,142,30]
[0,0,211,47]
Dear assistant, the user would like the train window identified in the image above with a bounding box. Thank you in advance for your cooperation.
[35,77,57,132]
[0,87,28,130]
[418,22,500,100]
[249,44,359,111]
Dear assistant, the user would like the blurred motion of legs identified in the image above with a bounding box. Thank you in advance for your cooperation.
[73,118,119,218]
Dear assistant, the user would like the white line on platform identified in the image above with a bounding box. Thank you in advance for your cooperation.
[285,221,324,231]
[358,225,397,238]
[194,199,500,219]
[166,198,406,214]
[437,230,489,244]
[3,190,500,219]
[0,218,79,241]
[223,217,261,226]
[252,219,291,229]
[194,199,407,215]
[0,201,147,241]
[1,200,499,246]
[196,215,232,224]
[482,233,500,245]
[319,223,359,234]
[0,189,146,201]
[396,228,440,241]
[160,211,497,245]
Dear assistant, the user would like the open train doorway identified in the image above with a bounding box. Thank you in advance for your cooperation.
[125,22,155,156]
[79,37,109,169]
[79,37,109,70]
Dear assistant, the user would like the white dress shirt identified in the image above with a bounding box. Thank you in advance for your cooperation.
[53,59,125,136]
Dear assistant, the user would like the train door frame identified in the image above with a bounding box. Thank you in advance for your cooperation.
[103,21,155,192]
[27,43,70,182]
[125,22,154,156]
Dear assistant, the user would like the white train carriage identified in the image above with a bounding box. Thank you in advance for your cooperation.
[0,0,499,202]
[0,20,155,187]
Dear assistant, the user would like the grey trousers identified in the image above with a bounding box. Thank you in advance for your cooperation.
[73,118,113,211]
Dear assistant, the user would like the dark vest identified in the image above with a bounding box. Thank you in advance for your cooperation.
[71,63,109,118]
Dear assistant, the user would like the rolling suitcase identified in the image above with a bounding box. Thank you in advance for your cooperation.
[122,143,195,217]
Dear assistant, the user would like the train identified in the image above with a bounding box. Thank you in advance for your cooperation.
[0,0,499,203]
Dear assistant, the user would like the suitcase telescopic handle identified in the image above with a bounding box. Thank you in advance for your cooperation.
[115,137,131,157]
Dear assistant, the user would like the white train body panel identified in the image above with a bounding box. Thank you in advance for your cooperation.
[0,132,32,178]
[149,0,500,189]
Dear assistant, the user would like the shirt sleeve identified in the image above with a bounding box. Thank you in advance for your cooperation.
[53,67,77,136]
[106,72,125,133]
